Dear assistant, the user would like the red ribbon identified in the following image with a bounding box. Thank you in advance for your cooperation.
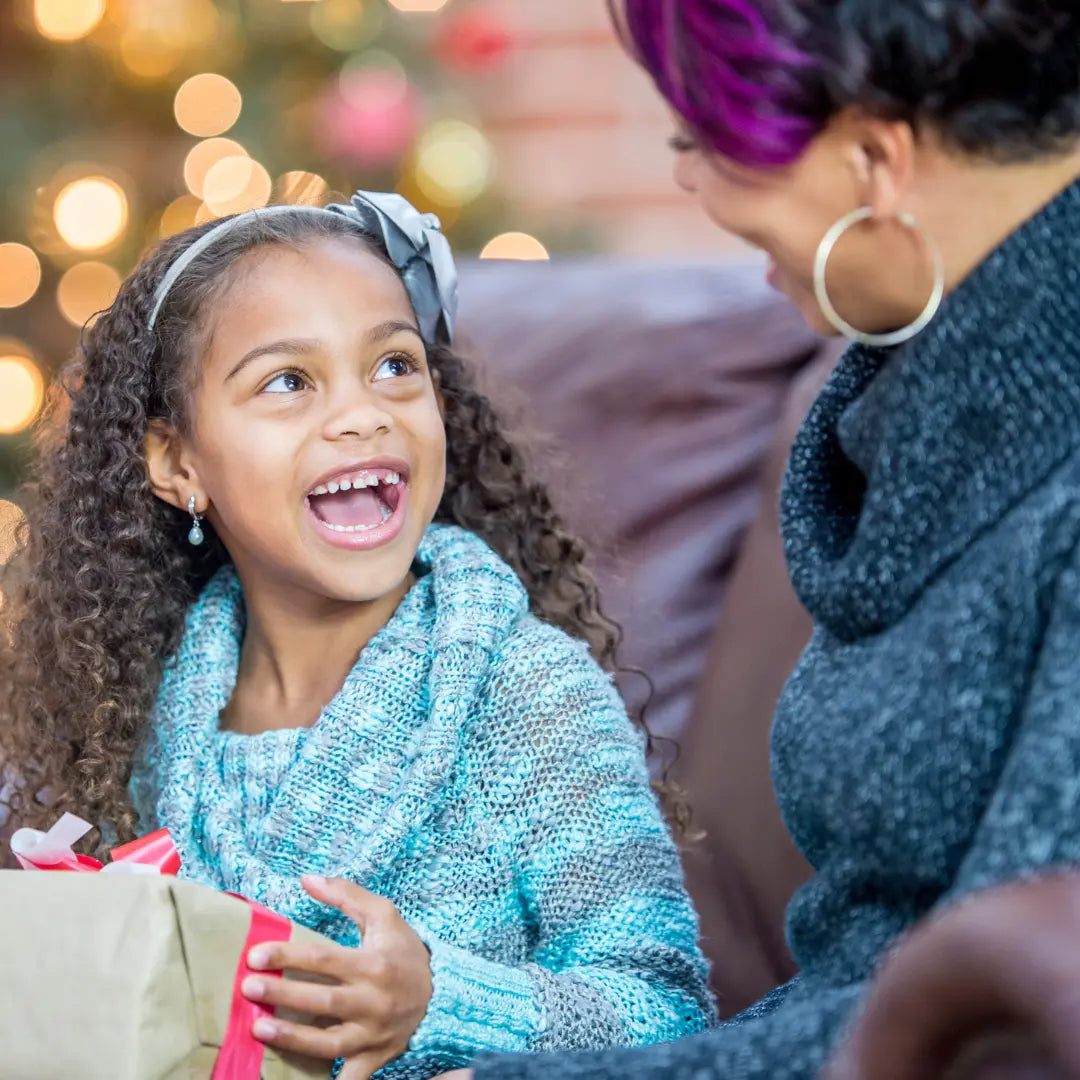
[110,828,183,875]
[212,896,293,1080]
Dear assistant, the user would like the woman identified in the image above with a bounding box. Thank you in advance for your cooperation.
[436,0,1080,1078]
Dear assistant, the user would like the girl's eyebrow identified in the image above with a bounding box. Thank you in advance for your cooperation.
[366,319,423,345]
[226,322,422,383]
[227,338,319,382]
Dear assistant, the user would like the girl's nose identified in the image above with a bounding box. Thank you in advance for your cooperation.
[321,387,394,442]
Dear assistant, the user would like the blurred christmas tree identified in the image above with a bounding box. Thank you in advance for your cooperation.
[0,0,525,500]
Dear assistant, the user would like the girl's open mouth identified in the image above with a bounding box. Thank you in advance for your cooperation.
[305,465,408,551]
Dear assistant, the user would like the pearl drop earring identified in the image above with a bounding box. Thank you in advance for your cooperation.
[187,495,205,547]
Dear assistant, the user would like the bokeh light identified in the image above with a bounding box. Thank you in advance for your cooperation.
[119,30,183,80]
[480,232,551,261]
[0,245,43,308]
[33,0,105,41]
[202,158,273,218]
[0,355,45,435]
[159,195,203,238]
[324,52,417,167]
[310,0,383,52]
[339,50,408,108]
[276,171,329,206]
[415,120,493,206]
[387,0,452,11]
[184,138,248,199]
[174,73,243,138]
[203,158,272,217]
[56,262,122,328]
[117,0,221,81]
[53,176,128,252]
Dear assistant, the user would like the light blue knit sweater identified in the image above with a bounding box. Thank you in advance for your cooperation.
[131,524,714,1078]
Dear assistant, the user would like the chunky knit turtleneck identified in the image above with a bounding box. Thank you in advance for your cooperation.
[131,524,714,1079]
[471,177,1080,1080]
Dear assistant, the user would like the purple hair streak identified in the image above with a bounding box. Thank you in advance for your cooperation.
[618,0,822,168]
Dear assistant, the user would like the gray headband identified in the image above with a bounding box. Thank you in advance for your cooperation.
[147,190,459,345]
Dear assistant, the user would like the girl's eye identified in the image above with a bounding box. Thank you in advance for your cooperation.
[373,354,418,382]
[262,371,308,394]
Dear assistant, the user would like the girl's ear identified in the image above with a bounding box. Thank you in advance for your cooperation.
[144,419,207,513]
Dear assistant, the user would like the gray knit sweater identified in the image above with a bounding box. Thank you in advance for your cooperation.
[472,178,1080,1080]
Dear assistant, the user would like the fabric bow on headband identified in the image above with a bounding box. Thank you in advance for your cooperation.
[147,190,459,346]
[327,192,458,345]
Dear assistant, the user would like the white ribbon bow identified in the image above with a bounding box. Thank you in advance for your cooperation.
[10,813,159,875]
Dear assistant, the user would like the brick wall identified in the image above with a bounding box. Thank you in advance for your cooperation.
[472,0,750,257]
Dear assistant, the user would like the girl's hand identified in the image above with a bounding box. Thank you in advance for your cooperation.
[242,874,433,1080]
[431,1073,474,1079]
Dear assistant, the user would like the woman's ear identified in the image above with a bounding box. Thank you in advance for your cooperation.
[144,419,206,513]
[844,114,918,221]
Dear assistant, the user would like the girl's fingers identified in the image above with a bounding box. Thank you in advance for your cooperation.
[248,938,359,981]
[302,874,396,934]
[251,1015,368,1061]
[241,972,360,1018]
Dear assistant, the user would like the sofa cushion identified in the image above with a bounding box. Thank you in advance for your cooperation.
[457,258,826,744]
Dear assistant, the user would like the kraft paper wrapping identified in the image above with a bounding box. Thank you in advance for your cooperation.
[0,871,331,1080]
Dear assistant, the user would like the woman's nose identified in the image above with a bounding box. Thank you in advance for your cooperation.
[674,152,700,195]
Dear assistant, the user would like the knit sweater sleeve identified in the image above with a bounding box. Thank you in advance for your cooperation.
[406,622,716,1064]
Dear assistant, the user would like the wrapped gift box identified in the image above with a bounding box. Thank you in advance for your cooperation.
[0,871,331,1080]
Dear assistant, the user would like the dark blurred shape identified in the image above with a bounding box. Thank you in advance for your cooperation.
[825,876,1080,1080]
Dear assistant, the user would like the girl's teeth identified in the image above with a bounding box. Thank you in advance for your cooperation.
[321,503,393,533]
[310,472,403,497]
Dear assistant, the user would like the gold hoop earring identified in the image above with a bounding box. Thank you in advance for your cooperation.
[813,207,945,348]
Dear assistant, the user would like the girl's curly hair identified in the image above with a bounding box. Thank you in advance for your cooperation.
[0,209,687,856]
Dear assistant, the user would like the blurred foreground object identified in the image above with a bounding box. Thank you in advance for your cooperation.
[824,876,1080,1080]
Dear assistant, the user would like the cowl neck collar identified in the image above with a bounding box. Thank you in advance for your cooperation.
[139,523,528,941]
[781,178,1080,640]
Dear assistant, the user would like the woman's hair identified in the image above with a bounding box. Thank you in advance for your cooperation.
[0,209,688,854]
[615,0,1080,167]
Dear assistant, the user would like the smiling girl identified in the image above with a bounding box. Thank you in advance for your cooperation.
[0,193,713,1079]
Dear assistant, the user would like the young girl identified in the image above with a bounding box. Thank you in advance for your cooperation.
[0,193,714,1078]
